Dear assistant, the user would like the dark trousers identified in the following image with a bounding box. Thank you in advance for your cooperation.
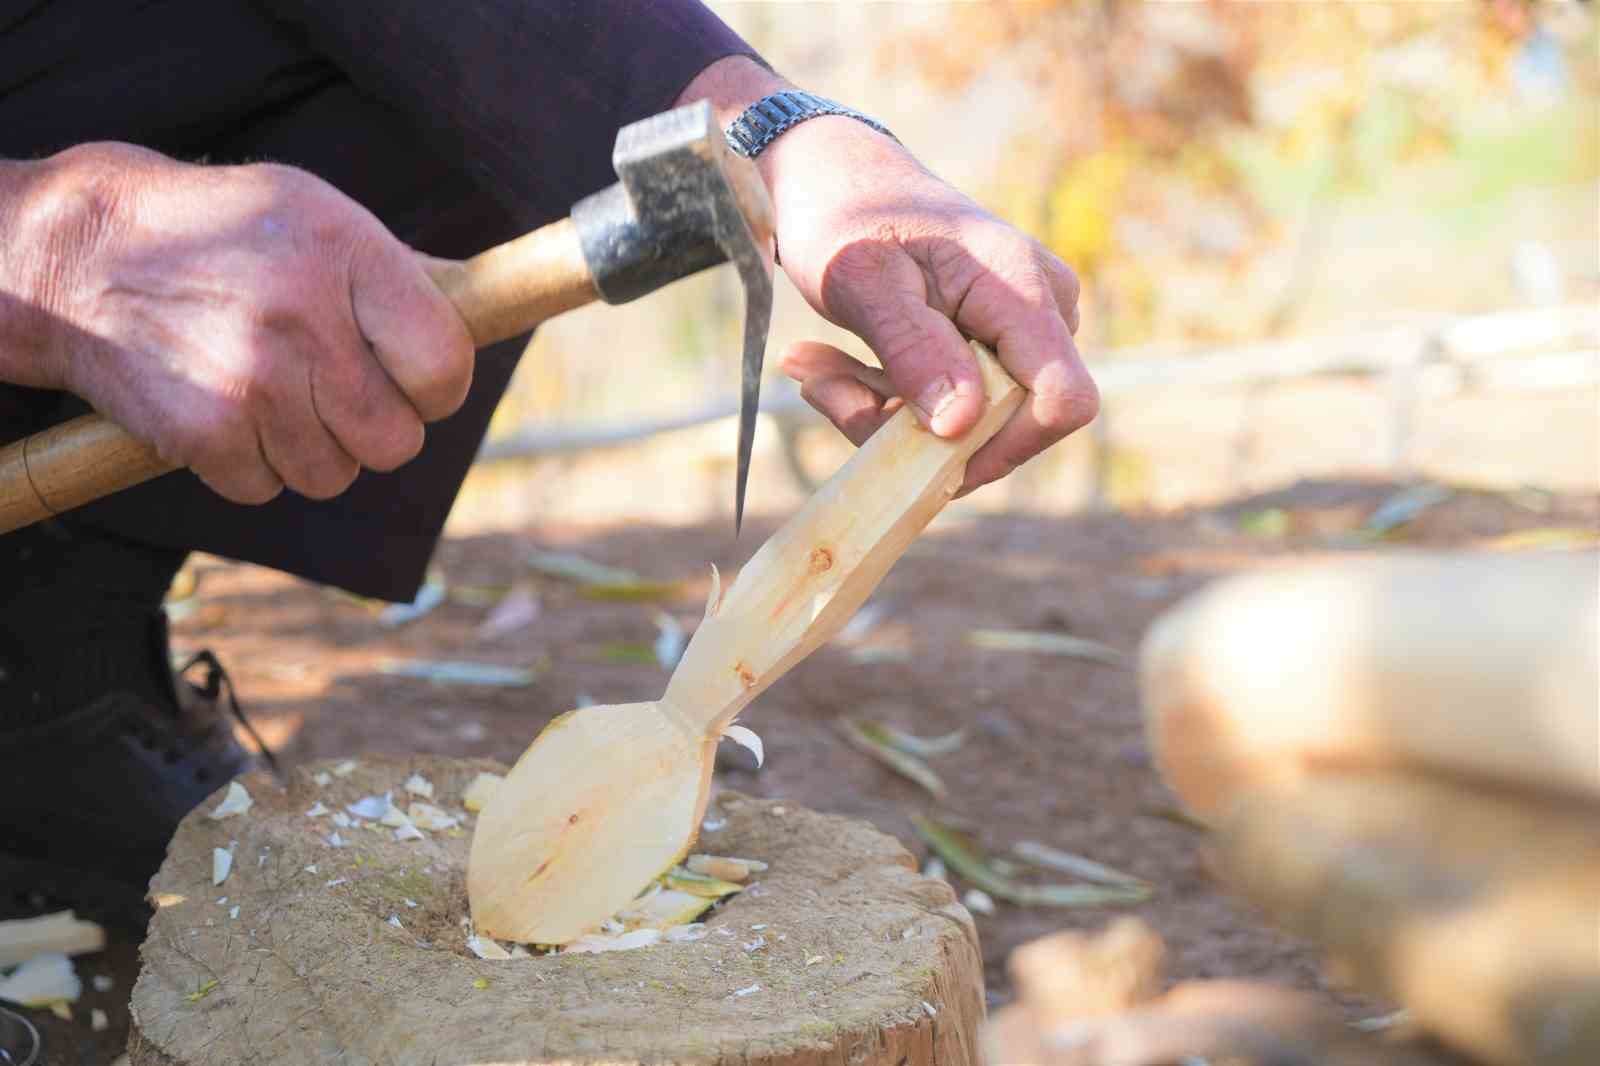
[0,0,753,602]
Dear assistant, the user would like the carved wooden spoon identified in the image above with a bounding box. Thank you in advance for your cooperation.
[467,341,1024,944]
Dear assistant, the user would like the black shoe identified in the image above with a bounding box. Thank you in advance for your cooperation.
[0,618,276,929]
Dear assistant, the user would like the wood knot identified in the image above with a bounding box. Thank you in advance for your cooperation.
[735,662,756,689]
[808,546,834,574]
[567,812,580,825]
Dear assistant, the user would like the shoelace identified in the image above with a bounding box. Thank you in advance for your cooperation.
[177,649,283,779]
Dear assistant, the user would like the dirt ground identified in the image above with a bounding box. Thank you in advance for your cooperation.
[21,475,1597,1064]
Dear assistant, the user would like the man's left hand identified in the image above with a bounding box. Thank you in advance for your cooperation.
[683,57,1098,494]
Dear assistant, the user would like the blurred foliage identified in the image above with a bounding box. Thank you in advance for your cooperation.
[880,0,1595,348]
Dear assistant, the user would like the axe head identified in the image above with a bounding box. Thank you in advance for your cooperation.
[571,101,776,533]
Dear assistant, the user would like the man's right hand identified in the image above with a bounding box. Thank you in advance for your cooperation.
[0,142,473,504]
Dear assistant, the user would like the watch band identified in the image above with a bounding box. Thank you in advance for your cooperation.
[723,90,897,159]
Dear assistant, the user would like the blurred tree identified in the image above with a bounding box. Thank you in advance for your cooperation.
[881,0,1588,347]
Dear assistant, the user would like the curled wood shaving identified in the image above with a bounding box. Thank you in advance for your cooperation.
[721,724,764,768]
[403,774,434,798]
[466,935,511,960]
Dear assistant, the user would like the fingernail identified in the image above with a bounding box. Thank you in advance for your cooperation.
[915,375,956,429]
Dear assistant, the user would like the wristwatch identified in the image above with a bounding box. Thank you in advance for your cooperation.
[723,90,897,159]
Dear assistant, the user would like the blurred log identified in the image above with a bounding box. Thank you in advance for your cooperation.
[1216,772,1600,1066]
[986,973,1453,1066]
[1139,550,1599,822]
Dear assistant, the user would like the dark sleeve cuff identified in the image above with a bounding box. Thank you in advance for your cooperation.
[255,0,764,227]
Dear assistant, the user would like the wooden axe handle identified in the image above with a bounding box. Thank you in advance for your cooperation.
[0,218,595,534]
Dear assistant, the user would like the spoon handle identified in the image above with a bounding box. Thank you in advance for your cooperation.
[665,340,1025,733]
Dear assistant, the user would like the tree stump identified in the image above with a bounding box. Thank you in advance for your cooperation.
[127,755,984,1066]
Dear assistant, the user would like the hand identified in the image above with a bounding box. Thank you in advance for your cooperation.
[4,143,473,504]
[681,59,1098,494]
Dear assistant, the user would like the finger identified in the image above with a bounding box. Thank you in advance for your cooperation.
[310,329,427,473]
[953,270,1099,494]
[190,431,285,506]
[781,341,897,447]
[823,245,986,438]
[255,359,362,501]
[1043,255,1082,337]
[781,339,897,399]
[348,235,475,422]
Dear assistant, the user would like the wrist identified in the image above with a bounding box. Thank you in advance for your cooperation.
[0,144,133,391]
[0,155,71,389]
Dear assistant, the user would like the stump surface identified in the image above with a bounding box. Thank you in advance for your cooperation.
[128,756,983,1066]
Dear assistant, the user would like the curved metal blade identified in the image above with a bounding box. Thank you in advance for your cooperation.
[732,258,772,535]
[709,157,774,536]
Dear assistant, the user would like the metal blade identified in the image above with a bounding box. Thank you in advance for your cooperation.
[710,165,774,536]
[733,262,772,535]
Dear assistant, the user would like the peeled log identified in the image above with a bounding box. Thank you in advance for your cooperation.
[129,756,985,1066]
[1215,773,1600,1066]
[1139,550,1599,822]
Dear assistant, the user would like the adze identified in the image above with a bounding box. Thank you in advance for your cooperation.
[0,101,774,535]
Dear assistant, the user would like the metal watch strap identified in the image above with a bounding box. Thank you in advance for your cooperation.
[723,90,897,159]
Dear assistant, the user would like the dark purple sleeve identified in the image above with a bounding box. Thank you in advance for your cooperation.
[253,0,764,225]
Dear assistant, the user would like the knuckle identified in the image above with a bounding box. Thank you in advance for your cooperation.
[1038,376,1100,435]
[361,418,425,472]
[289,459,358,501]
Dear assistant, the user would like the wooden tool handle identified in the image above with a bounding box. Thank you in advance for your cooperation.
[0,218,596,534]
[664,340,1025,733]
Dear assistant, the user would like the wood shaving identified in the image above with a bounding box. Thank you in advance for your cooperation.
[665,924,708,943]
[729,983,761,998]
[394,823,425,842]
[721,724,764,767]
[466,935,512,960]
[312,771,332,787]
[461,772,504,813]
[379,804,413,829]
[212,848,232,887]
[563,928,663,955]
[346,793,390,820]
[305,802,330,818]
[332,760,358,776]
[207,782,252,820]
[408,802,459,831]
[403,773,435,798]
[0,910,106,967]
[0,951,80,1005]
